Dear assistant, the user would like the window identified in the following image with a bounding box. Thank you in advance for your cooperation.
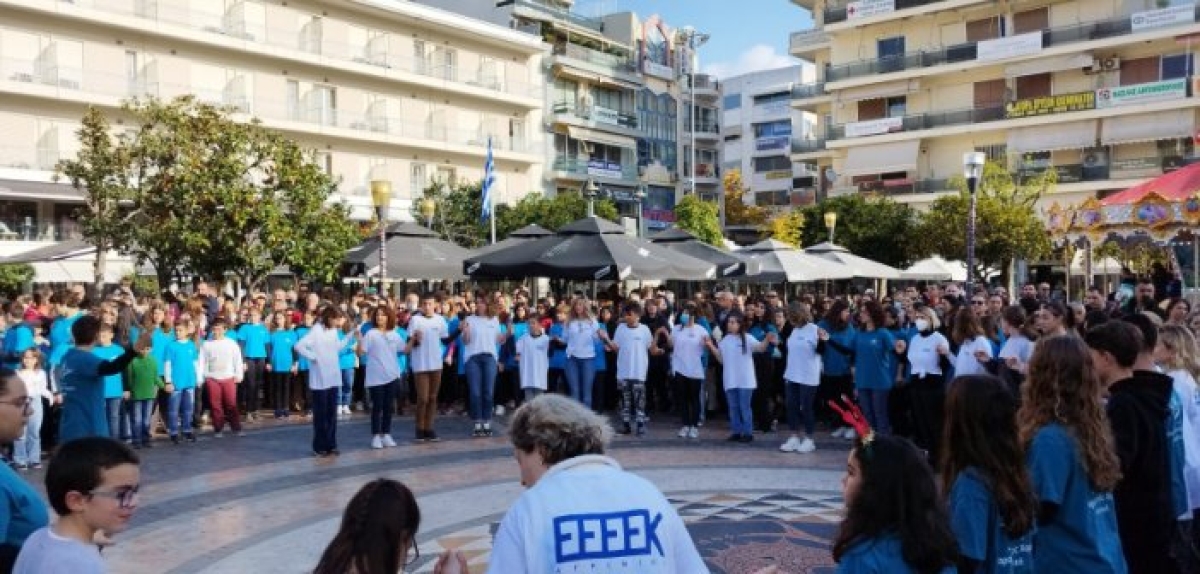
[974,79,1006,109]
[858,99,885,121]
[1162,54,1194,81]
[592,87,631,114]
[1015,73,1051,99]
[753,156,791,172]
[554,78,578,107]
[1120,57,1159,85]
[435,165,456,187]
[752,91,790,106]
[509,118,525,151]
[286,80,300,120]
[1012,8,1048,34]
[413,40,427,75]
[637,89,677,170]
[877,37,905,59]
[645,25,670,66]
[125,50,139,96]
[723,93,741,110]
[976,145,1007,166]
[314,151,333,176]
[886,96,906,118]
[310,85,336,126]
[410,162,427,195]
[966,16,1004,42]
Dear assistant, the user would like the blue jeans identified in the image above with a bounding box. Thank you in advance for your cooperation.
[13,398,43,466]
[859,388,891,435]
[564,356,595,409]
[339,369,354,407]
[130,399,154,445]
[105,397,130,441]
[167,388,195,436]
[785,383,819,435]
[726,388,754,436]
[465,354,497,422]
[368,383,395,435]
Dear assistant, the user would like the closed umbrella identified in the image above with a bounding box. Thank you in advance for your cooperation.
[649,228,757,278]
[344,222,471,280]
[738,239,852,283]
[464,217,715,281]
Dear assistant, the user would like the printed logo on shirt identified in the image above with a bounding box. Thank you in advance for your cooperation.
[553,509,664,564]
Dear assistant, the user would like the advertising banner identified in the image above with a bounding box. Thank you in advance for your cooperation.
[1096,78,1188,108]
[844,116,903,138]
[1005,91,1095,119]
[593,106,621,126]
[587,159,625,179]
[847,0,895,20]
[1131,5,1195,32]
[977,31,1043,62]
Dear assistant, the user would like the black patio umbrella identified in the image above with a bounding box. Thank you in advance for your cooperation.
[463,217,715,281]
[344,222,471,280]
[473,223,553,255]
[649,228,757,278]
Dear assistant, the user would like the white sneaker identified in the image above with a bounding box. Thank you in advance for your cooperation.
[780,436,801,452]
[796,437,816,453]
[370,436,383,449]
[687,426,699,439]
[382,435,397,448]
[843,428,858,440]
[494,405,505,416]
[678,426,689,438]
[831,427,846,438]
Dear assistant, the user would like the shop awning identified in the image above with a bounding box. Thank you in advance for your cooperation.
[1007,120,1097,154]
[1101,109,1196,145]
[1005,53,1094,77]
[566,126,637,149]
[836,78,920,102]
[841,140,920,177]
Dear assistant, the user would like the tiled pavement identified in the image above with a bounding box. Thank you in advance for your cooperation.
[22,411,852,574]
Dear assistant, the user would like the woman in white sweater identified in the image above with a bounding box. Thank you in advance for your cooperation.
[295,306,347,457]
[359,306,405,449]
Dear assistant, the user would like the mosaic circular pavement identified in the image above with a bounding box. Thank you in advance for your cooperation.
[35,412,850,574]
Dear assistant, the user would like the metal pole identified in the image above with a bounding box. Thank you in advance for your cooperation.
[690,61,696,197]
[965,176,978,296]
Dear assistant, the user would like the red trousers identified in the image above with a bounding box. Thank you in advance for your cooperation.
[206,378,242,432]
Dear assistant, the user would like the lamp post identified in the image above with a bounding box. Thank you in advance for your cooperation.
[824,211,837,245]
[634,184,647,238]
[419,196,437,229]
[678,26,709,198]
[583,178,599,217]
[962,151,986,297]
[370,180,390,291]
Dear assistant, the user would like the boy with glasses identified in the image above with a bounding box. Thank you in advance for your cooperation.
[14,437,140,573]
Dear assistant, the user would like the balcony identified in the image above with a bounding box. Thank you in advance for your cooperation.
[826,6,1200,83]
[828,105,1006,140]
[689,162,720,184]
[853,178,953,196]
[687,74,720,98]
[512,0,603,32]
[35,0,542,102]
[551,102,639,132]
[791,137,828,155]
[789,29,831,57]
[791,82,827,100]
[552,156,638,182]
[684,122,720,142]
[549,43,640,83]
[826,0,978,25]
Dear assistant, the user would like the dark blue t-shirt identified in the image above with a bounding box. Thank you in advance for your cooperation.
[0,463,47,547]
[949,468,1034,574]
[849,328,897,390]
[837,533,955,574]
[57,348,110,442]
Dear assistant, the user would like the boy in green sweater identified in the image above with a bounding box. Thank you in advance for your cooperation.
[125,333,162,449]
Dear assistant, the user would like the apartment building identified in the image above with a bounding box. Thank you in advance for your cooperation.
[0,0,544,256]
[789,0,1200,212]
[721,65,819,210]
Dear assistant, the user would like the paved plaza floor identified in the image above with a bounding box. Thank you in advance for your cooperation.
[31,411,849,573]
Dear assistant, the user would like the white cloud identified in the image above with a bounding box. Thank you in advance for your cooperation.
[703,44,796,79]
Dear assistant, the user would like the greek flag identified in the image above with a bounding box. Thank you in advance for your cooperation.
[481,137,495,223]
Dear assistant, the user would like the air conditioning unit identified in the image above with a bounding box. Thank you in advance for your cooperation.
[1101,57,1120,72]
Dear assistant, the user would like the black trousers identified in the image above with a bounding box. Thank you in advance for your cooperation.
[311,388,338,453]
[908,374,946,463]
[817,373,854,427]
[752,353,777,431]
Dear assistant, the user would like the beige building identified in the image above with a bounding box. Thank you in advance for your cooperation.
[0,0,545,257]
[789,0,1200,212]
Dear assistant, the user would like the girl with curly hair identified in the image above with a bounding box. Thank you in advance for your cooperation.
[1018,335,1125,572]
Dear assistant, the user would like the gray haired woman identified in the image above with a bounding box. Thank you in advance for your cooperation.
[486,394,707,573]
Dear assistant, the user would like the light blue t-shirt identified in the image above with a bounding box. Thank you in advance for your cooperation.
[0,463,48,547]
[267,329,297,372]
[237,323,269,359]
[2,324,33,370]
[949,468,1034,574]
[1026,423,1127,573]
[393,327,409,374]
[337,330,356,371]
[163,339,199,390]
[57,349,110,441]
[150,328,174,373]
[92,343,124,399]
[836,533,955,574]
[48,312,82,367]
[294,326,311,371]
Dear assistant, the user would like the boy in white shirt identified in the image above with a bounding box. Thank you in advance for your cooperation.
[608,303,660,436]
[515,315,551,402]
[199,318,245,438]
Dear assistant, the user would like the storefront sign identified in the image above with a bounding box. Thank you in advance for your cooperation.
[765,170,791,180]
[593,106,621,126]
[1110,157,1162,178]
[1096,78,1188,108]
[642,59,675,80]
[844,116,903,138]
[644,186,675,230]
[1005,91,1096,119]
[587,159,625,179]
[977,31,1043,62]
[846,0,894,20]
[1131,5,1195,33]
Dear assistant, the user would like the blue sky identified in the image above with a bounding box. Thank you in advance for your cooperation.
[575,0,814,78]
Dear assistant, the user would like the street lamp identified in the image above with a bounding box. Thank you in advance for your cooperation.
[824,211,837,245]
[963,151,986,297]
[583,178,599,217]
[634,184,647,238]
[370,180,390,291]
[419,196,437,228]
[678,26,710,198]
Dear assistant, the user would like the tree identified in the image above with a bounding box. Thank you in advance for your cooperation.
[0,264,33,298]
[764,211,805,247]
[493,191,618,237]
[672,195,723,246]
[722,169,769,227]
[797,194,920,268]
[912,161,1054,281]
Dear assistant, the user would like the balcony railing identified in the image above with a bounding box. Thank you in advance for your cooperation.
[828,105,1006,140]
[791,137,828,154]
[49,0,541,99]
[827,5,1200,82]
[551,102,639,129]
[789,29,831,53]
[552,156,638,180]
[552,43,637,75]
[688,74,720,93]
[512,0,604,32]
[0,219,82,242]
[684,122,720,134]
[855,178,952,195]
[826,0,958,24]
[791,82,827,100]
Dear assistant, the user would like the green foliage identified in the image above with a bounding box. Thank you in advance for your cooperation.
[764,211,805,247]
[797,194,920,268]
[493,191,618,237]
[0,264,33,298]
[123,272,158,298]
[722,169,769,227]
[672,195,723,246]
[912,161,1053,279]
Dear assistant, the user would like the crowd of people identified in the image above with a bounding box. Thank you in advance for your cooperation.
[0,271,1196,572]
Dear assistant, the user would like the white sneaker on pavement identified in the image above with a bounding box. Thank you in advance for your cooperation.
[843,428,857,440]
[494,405,505,417]
[678,426,689,438]
[687,426,699,439]
[371,436,383,449]
[831,427,846,438]
[797,437,816,453]
[382,435,397,448]
[780,436,801,452]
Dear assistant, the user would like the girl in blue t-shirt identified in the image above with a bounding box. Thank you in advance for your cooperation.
[833,433,958,574]
[818,300,857,438]
[266,311,297,420]
[292,312,314,416]
[237,310,269,421]
[825,300,901,435]
[943,374,1036,574]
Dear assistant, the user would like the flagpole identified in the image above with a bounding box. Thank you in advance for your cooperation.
[490,188,496,245]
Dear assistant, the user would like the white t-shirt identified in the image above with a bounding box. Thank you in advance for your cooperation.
[670,324,707,380]
[998,334,1035,367]
[516,334,551,391]
[907,331,949,377]
[487,455,706,574]
[361,329,404,387]
[17,369,52,401]
[200,337,244,381]
[953,335,992,377]
[408,314,449,373]
[463,315,503,360]
[1168,369,1200,513]
[783,323,821,386]
[613,323,652,381]
[14,526,104,574]
[718,334,759,390]
[564,318,601,359]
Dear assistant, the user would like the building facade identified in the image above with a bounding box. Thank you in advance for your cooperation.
[721,65,819,211]
[788,0,1200,212]
[0,0,545,256]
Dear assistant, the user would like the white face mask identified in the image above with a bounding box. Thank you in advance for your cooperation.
[914,319,930,332]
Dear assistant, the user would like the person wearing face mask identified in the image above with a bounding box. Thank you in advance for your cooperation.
[904,308,951,464]
[667,303,708,440]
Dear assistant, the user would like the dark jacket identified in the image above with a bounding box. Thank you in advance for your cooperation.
[1106,369,1179,574]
